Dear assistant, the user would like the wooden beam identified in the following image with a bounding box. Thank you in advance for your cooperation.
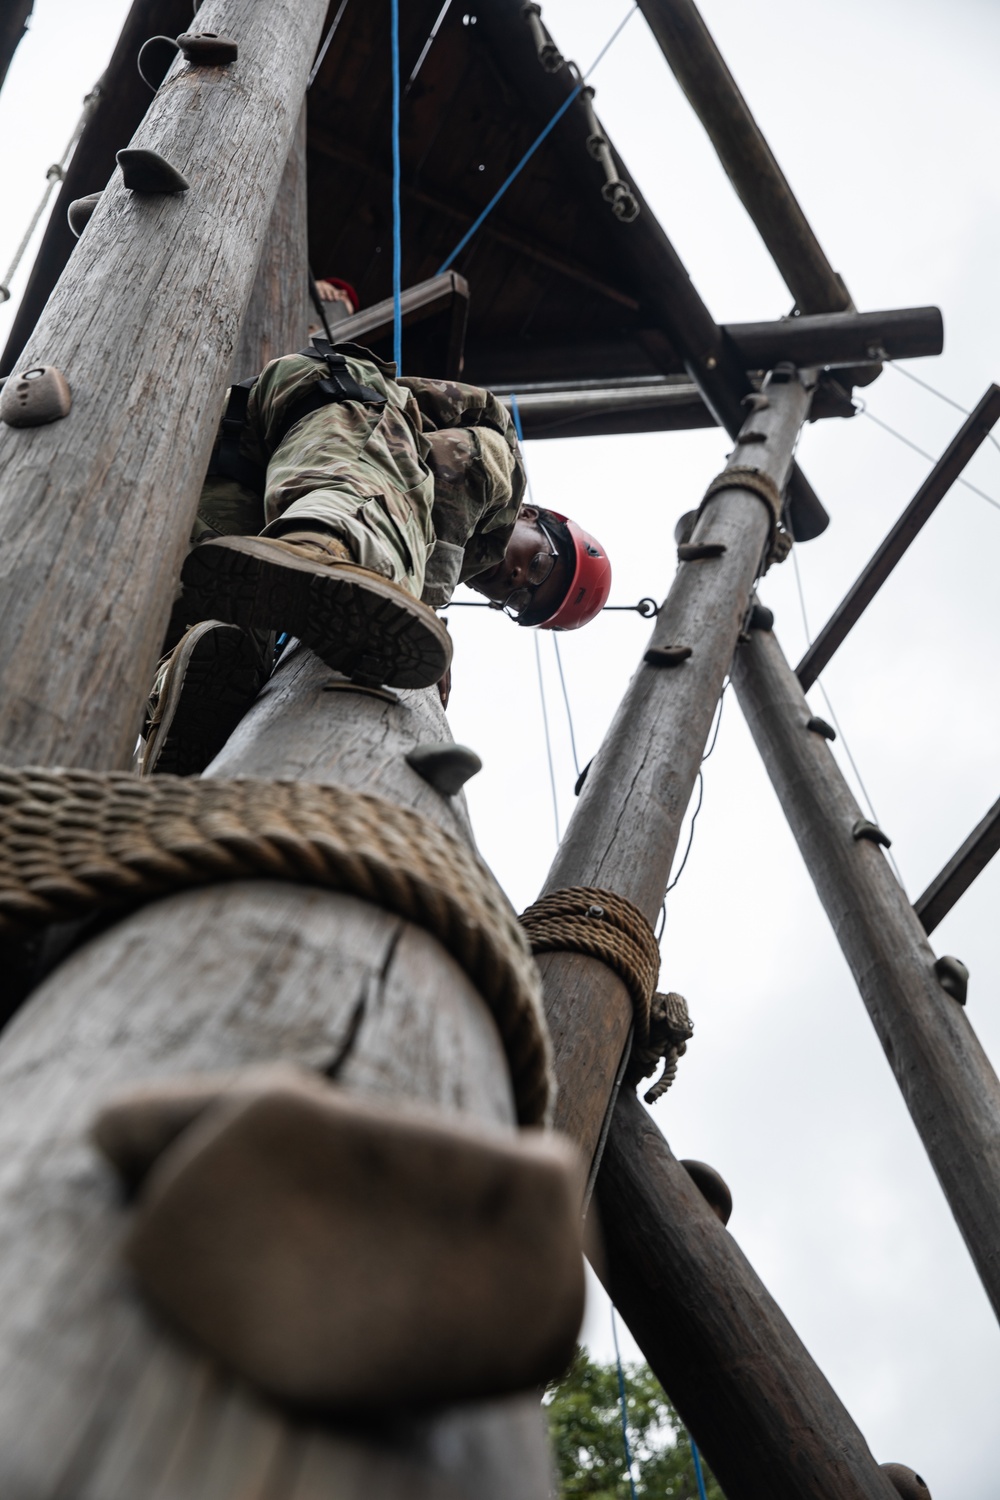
[0,0,31,96]
[915,794,1000,935]
[596,1091,901,1500]
[231,104,310,382]
[634,0,850,317]
[0,0,329,771]
[725,307,943,372]
[327,272,471,379]
[796,384,1000,690]
[537,367,815,1167]
[0,653,553,1494]
[733,621,1000,1324]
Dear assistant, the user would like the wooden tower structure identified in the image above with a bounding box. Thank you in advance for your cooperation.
[0,1,995,1495]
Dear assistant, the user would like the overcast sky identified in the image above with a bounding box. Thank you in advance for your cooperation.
[2,2,1000,1494]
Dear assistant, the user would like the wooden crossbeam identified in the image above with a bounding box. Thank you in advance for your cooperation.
[796,384,1000,690]
[915,795,1000,935]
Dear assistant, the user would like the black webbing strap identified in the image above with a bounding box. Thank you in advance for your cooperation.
[206,345,386,497]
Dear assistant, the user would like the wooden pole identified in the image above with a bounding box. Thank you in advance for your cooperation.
[0,654,553,1495]
[732,621,1000,1322]
[595,1091,901,1500]
[0,0,328,772]
[537,366,815,1166]
[0,0,32,95]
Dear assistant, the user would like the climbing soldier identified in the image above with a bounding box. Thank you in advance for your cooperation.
[142,337,612,773]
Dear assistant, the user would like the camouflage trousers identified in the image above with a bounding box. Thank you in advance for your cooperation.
[196,354,437,599]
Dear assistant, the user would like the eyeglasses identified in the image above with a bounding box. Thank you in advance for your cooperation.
[489,522,559,620]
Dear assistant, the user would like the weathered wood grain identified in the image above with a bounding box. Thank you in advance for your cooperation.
[0,665,550,1494]
[597,1091,901,1500]
[231,104,310,383]
[0,0,328,771]
[540,371,814,1163]
[733,623,1000,1321]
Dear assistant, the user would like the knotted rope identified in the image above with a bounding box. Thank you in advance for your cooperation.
[699,464,791,568]
[518,885,692,1103]
[0,768,552,1126]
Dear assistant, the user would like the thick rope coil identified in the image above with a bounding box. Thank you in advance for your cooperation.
[699,464,791,569]
[518,886,692,1100]
[0,768,552,1126]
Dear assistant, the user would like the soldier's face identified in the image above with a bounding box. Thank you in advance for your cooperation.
[470,507,569,621]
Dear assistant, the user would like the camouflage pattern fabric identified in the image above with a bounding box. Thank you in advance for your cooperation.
[195,345,526,605]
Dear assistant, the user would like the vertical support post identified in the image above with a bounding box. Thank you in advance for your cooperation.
[732,621,1000,1322]
[538,367,815,1164]
[595,1091,900,1500]
[0,0,329,772]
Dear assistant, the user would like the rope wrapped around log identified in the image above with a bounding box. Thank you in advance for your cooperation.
[699,464,791,568]
[518,886,693,1103]
[0,767,552,1126]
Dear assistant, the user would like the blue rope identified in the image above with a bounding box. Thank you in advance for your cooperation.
[436,5,637,276]
[691,1434,710,1500]
[390,0,403,372]
[611,1308,640,1500]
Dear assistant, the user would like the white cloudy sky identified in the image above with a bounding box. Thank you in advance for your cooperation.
[2,1,1000,1494]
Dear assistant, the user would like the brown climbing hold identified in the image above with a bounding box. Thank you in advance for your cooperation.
[681,1159,733,1225]
[644,645,692,668]
[176,31,239,65]
[880,1462,932,1499]
[121,1075,586,1410]
[0,366,72,428]
[116,148,189,194]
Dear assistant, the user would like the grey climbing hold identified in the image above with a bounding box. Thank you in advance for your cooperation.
[738,430,768,444]
[673,509,698,546]
[681,1160,732,1226]
[933,955,968,1006]
[677,541,727,562]
[67,192,102,238]
[176,31,239,65]
[741,391,770,412]
[880,1463,932,1500]
[748,602,774,632]
[644,645,692,668]
[406,742,482,796]
[806,715,836,741]
[0,366,72,428]
[117,148,190,194]
[574,758,592,797]
[852,817,891,849]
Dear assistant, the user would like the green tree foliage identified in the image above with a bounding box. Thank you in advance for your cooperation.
[545,1347,724,1499]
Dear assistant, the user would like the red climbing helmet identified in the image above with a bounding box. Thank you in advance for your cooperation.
[534,512,612,631]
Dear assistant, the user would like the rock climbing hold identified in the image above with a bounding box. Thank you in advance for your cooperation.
[806,715,836,741]
[117,148,190,194]
[741,391,770,411]
[681,1160,733,1226]
[406,741,482,796]
[644,645,692,668]
[0,366,72,428]
[933,955,968,1006]
[852,817,891,849]
[880,1463,932,1500]
[176,31,239,65]
[748,602,774,632]
[67,192,102,238]
[677,541,727,562]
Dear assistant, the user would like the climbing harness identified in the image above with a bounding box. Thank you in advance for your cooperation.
[0,767,552,1125]
[519,885,692,1102]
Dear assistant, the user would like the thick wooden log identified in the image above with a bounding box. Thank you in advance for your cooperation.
[796,385,1000,690]
[539,369,814,1166]
[0,0,31,95]
[0,654,552,1495]
[0,0,328,772]
[596,1091,900,1500]
[634,0,849,317]
[733,623,1000,1321]
[231,104,310,382]
[915,793,1000,936]
[725,307,942,372]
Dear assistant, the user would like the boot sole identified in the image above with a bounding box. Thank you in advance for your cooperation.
[182,537,451,690]
[121,1079,584,1411]
[141,621,264,777]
